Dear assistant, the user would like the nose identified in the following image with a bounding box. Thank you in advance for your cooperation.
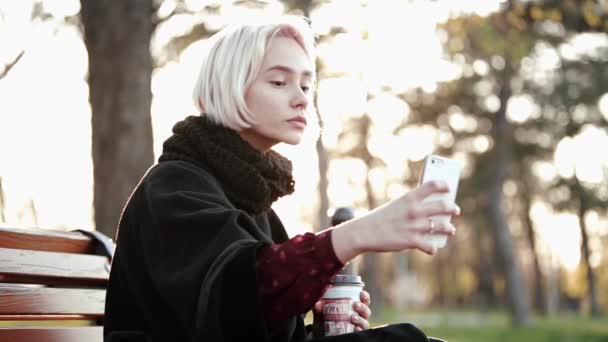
[290,87,309,110]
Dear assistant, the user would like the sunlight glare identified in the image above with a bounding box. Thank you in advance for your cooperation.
[472,135,491,153]
[364,1,443,93]
[531,201,581,270]
[44,0,80,18]
[316,77,368,148]
[554,127,608,184]
[507,95,540,123]
[366,93,410,132]
[573,125,608,183]
[398,126,436,162]
[0,20,93,230]
[367,134,408,171]
[158,0,177,19]
[554,137,575,179]
[599,93,608,120]
[448,111,467,131]
[368,167,388,200]
[316,33,366,75]
[219,2,284,27]
[0,1,34,62]
[532,161,558,182]
[327,158,368,207]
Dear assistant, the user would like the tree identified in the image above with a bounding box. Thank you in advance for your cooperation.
[400,1,541,325]
[328,111,387,313]
[80,0,155,238]
[527,56,608,318]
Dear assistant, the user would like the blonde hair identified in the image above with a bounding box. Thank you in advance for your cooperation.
[192,15,317,130]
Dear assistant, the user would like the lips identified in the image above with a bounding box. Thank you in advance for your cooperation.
[288,116,307,125]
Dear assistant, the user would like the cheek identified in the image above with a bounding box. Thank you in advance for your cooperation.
[247,88,280,116]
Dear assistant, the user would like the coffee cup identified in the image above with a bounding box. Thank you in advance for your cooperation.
[319,274,365,336]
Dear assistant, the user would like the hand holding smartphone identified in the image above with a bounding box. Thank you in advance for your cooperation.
[417,154,462,249]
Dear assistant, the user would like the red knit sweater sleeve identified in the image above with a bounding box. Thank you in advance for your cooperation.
[255,230,344,323]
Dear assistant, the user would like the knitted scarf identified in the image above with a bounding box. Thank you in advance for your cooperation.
[158,115,295,214]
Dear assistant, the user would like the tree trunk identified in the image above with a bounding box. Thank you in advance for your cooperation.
[474,222,496,313]
[360,176,383,313]
[521,177,546,314]
[546,258,560,315]
[80,0,155,239]
[434,251,449,307]
[487,66,530,326]
[575,180,602,318]
[357,115,384,313]
[316,136,330,231]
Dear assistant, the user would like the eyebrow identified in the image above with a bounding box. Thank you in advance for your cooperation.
[265,65,314,78]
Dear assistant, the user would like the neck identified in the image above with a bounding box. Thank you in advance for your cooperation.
[238,129,276,153]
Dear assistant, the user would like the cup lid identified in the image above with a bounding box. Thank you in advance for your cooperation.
[331,274,364,286]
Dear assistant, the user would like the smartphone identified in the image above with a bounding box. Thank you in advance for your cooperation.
[417,154,462,249]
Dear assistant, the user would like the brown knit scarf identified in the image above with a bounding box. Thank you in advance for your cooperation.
[158,115,295,214]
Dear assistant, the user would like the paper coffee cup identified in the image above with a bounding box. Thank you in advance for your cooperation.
[320,274,365,336]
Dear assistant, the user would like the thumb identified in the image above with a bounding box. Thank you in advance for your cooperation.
[313,301,323,314]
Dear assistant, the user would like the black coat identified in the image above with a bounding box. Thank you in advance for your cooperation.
[103,160,307,342]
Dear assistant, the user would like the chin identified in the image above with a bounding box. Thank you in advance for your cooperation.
[282,135,304,145]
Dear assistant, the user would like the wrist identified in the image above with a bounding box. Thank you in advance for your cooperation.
[330,218,367,264]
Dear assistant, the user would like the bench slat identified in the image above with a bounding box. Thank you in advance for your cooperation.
[0,326,102,342]
[0,284,105,318]
[0,314,95,320]
[0,227,94,254]
[0,248,109,286]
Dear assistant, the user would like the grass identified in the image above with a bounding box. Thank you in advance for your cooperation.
[370,309,608,342]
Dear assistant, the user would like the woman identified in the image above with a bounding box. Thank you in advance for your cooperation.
[103,15,459,342]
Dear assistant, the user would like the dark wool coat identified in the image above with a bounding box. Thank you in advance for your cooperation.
[103,116,431,342]
[104,160,307,342]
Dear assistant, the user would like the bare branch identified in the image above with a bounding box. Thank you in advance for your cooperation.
[154,21,217,68]
[152,3,195,31]
[0,51,25,80]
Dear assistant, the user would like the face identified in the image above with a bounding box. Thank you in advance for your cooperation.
[240,36,315,152]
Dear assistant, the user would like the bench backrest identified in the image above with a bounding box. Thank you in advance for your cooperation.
[0,226,111,342]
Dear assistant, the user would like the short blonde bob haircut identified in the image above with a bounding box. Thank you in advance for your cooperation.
[192,15,317,130]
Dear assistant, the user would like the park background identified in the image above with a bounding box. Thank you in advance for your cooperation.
[1,0,607,341]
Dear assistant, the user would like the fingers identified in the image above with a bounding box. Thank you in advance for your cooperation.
[353,301,371,319]
[314,301,323,313]
[404,199,460,220]
[359,290,371,306]
[351,312,370,330]
[416,218,456,236]
[312,301,323,321]
[409,236,438,255]
[350,297,372,331]
[408,181,449,202]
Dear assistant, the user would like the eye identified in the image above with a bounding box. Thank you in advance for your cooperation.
[270,81,286,87]
[301,85,311,93]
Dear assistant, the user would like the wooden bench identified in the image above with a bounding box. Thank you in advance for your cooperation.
[0,226,113,342]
